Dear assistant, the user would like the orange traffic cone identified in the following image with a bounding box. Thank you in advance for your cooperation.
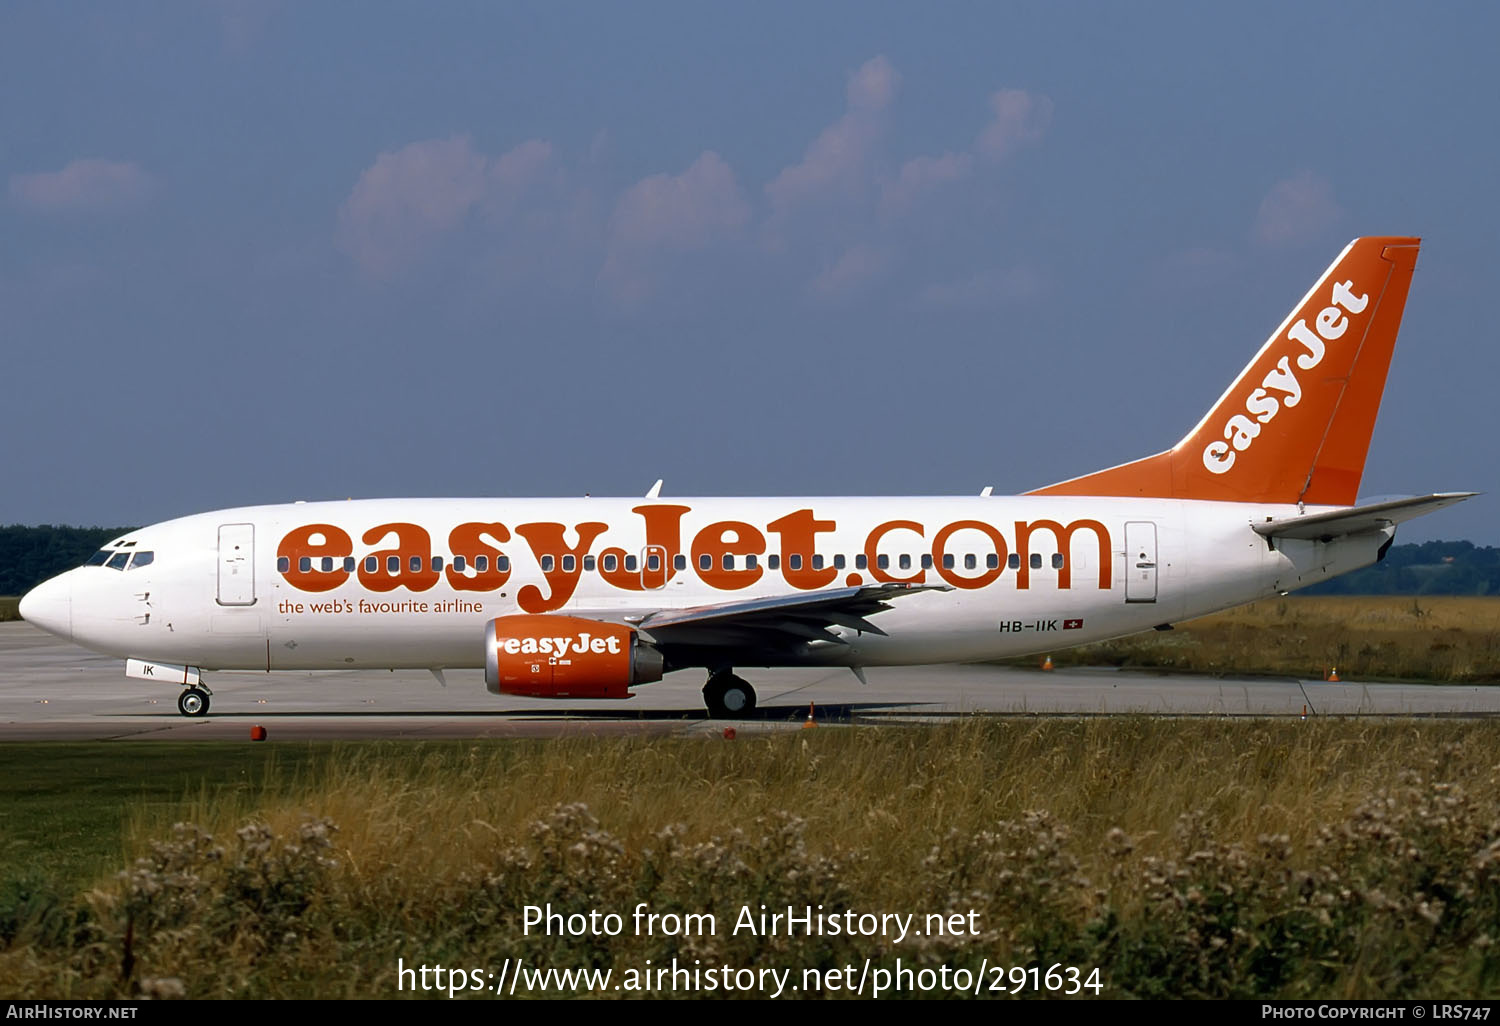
[1326,667,1341,682]
[802,702,818,729]
[1041,655,1055,671]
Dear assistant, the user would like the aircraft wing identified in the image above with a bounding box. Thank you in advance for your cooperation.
[1251,492,1477,542]
[630,582,946,649]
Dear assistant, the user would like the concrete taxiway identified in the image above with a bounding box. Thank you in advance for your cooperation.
[1,621,1497,740]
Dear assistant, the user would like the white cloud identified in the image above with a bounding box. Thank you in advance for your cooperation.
[608,151,748,252]
[218,0,279,52]
[8,159,154,213]
[484,139,556,220]
[880,151,974,215]
[810,244,893,300]
[847,53,900,111]
[1254,171,1341,247]
[601,151,750,304]
[918,265,1044,310]
[765,56,899,216]
[975,89,1053,164]
[336,135,554,278]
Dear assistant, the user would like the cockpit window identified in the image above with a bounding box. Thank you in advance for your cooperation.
[129,551,154,570]
[86,549,111,566]
[106,551,130,571]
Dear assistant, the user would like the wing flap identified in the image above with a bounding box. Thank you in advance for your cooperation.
[634,582,945,649]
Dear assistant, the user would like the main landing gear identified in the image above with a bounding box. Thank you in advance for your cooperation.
[703,670,757,719]
[177,683,212,717]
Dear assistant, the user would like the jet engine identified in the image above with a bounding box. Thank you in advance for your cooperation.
[484,615,664,698]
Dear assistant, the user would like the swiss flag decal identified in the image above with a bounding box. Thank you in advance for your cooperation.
[1063,618,1084,630]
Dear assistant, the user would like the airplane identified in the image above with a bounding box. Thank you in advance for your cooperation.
[18,236,1473,719]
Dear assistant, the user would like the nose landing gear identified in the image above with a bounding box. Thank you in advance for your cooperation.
[177,683,212,717]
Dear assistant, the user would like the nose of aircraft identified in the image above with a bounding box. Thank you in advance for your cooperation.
[18,574,72,640]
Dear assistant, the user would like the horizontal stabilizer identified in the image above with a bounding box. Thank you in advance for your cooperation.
[1251,492,1477,542]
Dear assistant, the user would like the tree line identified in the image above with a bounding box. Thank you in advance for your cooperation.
[1300,539,1500,596]
[0,525,136,596]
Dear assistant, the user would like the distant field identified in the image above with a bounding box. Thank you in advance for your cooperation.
[0,598,17,623]
[1009,595,1500,682]
[4,723,1500,999]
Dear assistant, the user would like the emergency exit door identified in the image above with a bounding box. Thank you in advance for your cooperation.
[1124,521,1158,603]
[217,524,256,606]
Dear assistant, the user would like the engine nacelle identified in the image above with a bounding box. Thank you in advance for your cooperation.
[484,615,664,699]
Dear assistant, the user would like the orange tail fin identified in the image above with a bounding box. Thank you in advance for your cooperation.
[1029,237,1420,505]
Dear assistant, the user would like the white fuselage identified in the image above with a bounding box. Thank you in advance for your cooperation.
[24,494,1389,676]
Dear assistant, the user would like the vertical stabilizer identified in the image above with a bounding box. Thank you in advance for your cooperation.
[1030,237,1419,505]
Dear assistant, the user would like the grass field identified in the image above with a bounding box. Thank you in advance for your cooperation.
[2,596,1499,998]
[4,722,1500,999]
[1004,595,1500,682]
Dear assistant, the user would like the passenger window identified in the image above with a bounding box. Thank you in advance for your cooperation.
[603,554,618,572]
[365,556,378,573]
[563,554,576,573]
[699,554,712,571]
[745,554,758,570]
[322,557,335,573]
[646,554,660,572]
[86,550,111,566]
[723,554,734,570]
[387,555,400,574]
[131,551,154,570]
[410,556,422,573]
[298,556,312,573]
[1030,553,1042,570]
[877,554,889,570]
[475,555,489,572]
[942,554,955,570]
[898,554,911,570]
[834,554,846,570]
[277,556,290,573]
[673,554,687,571]
[625,555,638,572]
[987,553,999,570]
[584,555,596,571]
[432,556,444,572]
[453,555,467,572]
[1008,553,1021,570]
[1051,553,1065,569]
[498,556,510,572]
[964,554,977,570]
[767,555,780,570]
[541,555,555,572]
[789,554,803,570]
[855,554,868,570]
[343,557,356,573]
[811,554,824,570]
[920,554,932,570]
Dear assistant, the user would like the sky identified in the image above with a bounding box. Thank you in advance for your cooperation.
[2,2,1497,543]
